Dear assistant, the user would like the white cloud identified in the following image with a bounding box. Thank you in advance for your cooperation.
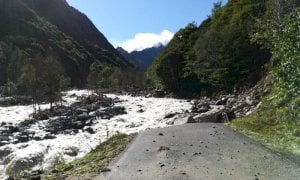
[121,30,174,53]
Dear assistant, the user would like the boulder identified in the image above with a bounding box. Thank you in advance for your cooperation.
[6,152,44,177]
[63,147,79,157]
[0,147,13,159]
[192,100,211,113]
[191,106,235,123]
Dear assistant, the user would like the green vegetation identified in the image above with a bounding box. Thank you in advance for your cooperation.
[149,0,270,96]
[43,134,135,179]
[231,3,300,157]
[231,97,300,156]
[87,61,149,91]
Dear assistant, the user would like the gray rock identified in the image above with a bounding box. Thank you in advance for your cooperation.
[191,107,235,123]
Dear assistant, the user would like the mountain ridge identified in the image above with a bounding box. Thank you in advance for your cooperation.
[117,44,164,69]
[0,0,132,87]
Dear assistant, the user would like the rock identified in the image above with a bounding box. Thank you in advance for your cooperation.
[137,109,145,113]
[0,140,10,146]
[75,108,88,115]
[158,146,170,151]
[0,135,9,142]
[33,112,49,120]
[84,127,95,134]
[164,113,178,119]
[80,94,113,107]
[215,97,228,105]
[95,106,126,119]
[16,135,29,143]
[7,126,19,134]
[6,153,44,177]
[169,114,195,125]
[191,107,235,123]
[43,134,56,140]
[192,100,211,113]
[0,147,13,159]
[63,147,79,156]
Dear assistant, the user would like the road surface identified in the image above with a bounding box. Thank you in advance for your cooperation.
[100,123,300,180]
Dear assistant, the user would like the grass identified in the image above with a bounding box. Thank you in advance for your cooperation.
[43,133,135,180]
[230,96,300,157]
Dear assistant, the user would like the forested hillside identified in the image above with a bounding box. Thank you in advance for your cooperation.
[150,0,271,96]
[0,0,132,88]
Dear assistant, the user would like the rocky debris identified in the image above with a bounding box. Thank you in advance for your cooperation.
[192,100,211,113]
[185,76,272,122]
[94,106,127,120]
[79,94,113,108]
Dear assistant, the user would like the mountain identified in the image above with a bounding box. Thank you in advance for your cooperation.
[149,0,271,96]
[117,44,164,69]
[0,0,132,87]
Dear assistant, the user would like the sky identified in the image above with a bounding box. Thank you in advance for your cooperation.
[66,0,227,52]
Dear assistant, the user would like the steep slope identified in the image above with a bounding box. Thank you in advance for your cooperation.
[0,0,132,87]
[117,45,164,69]
[150,0,271,96]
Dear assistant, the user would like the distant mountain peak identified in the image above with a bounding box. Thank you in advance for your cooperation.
[117,45,165,69]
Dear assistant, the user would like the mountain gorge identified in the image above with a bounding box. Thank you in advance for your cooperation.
[117,44,164,69]
[0,0,132,87]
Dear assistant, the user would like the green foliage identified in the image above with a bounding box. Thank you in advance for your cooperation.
[0,0,132,88]
[87,61,119,90]
[231,5,300,158]
[150,0,270,96]
[17,54,70,111]
[231,96,300,156]
[268,9,300,104]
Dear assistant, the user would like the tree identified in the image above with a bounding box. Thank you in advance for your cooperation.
[87,61,118,90]
[40,56,70,110]
[18,54,70,112]
[252,4,300,105]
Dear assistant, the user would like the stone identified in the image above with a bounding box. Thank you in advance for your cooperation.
[164,113,177,119]
[63,147,79,157]
[191,107,235,123]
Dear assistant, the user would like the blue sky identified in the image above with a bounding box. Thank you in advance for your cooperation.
[66,0,226,52]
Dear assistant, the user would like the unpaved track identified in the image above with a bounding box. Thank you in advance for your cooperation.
[100,123,300,180]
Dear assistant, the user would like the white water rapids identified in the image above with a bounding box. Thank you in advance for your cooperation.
[0,90,193,178]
